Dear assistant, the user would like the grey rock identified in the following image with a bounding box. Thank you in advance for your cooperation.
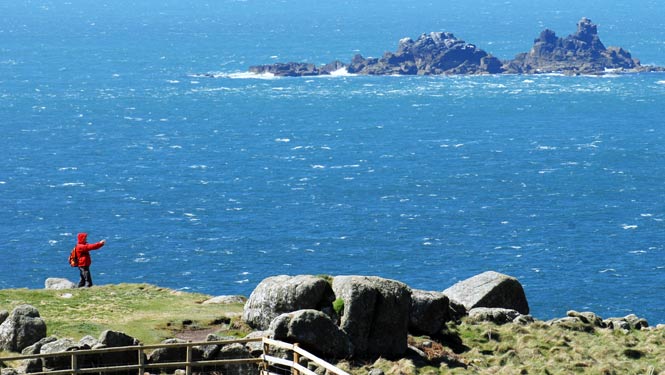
[44,278,76,290]
[202,295,248,305]
[148,338,203,365]
[98,330,139,347]
[270,309,353,358]
[333,275,411,358]
[547,317,595,333]
[368,369,385,375]
[604,314,649,330]
[41,338,78,371]
[92,330,142,371]
[243,275,335,330]
[0,305,47,352]
[567,311,605,328]
[208,343,259,375]
[467,307,521,325]
[443,271,529,315]
[409,289,450,335]
[21,336,57,355]
[513,314,535,325]
[1,369,19,375]
[244,330,272,357]
[78,335,98,349]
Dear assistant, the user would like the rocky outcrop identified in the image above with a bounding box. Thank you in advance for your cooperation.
[44,278,76,290]
[347,33,502,75]
[409,289,450,335]
[505,17,646,74]
[202,295,247,305]
[245,18,662,77]
[443,271,529,315]
[0,305,47,352]
[466,307,522,325]
[270,309,353,358]
[242,275,335,330]
[332,276,411,358]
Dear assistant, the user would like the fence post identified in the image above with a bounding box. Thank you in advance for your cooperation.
[138,344,145,375]
[185,342,192,375]
[71,352,78,375]
[292,343,300,375]
[262,340,270,375]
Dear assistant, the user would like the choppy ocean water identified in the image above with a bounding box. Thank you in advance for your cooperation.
[1,0,664,323]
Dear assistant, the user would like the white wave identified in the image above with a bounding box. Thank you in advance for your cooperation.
[134,257,150,263]
[0,181,6,185]
[640,213,653,217]
[61,182,85,187]
[58,167,78,171]
[622,224,638,230]
[657,80,665,85]
[235,279,249,284]
[275,138,290,142]
[48,240,58,245]
[166,80,180,84]
[629,250,646,254]
[227,71,276,80]
[599,269,616,273]
[328,67,355,77]
[311,164,325,169]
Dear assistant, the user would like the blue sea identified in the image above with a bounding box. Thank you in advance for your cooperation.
[1,0,664,323]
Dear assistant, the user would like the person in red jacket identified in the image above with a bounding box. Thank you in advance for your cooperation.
[75,233,106,288]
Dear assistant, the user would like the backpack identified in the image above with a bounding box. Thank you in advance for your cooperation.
[68,247,79,267]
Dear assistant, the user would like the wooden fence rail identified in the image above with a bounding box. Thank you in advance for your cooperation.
[0,337,350,375]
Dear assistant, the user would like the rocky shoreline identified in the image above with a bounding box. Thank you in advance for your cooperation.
[246,18,664,77]
[2,272,661,370]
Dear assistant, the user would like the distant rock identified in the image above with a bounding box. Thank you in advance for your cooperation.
[202,295,247,305]
[505,17,654,74]
[332,275,411,358]
[0,305,47,353]
[467,307,521,325]
[347,32,501,75]
[242,275,335,330]
[45,278,76,290]
[244,17,662,77]
[443,271,529,315]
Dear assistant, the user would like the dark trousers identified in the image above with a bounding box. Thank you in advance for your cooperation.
[78,266,93,287]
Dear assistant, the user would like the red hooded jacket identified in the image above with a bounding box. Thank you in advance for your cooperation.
[75,233,105,267]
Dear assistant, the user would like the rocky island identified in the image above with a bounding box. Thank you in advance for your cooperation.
[247,18,663,77]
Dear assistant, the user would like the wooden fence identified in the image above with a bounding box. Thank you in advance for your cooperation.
[0,337,351,375]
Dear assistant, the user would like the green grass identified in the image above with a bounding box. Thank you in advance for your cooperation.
[0,283,247,345]
[3,284,665,374]
[338,320,665,375]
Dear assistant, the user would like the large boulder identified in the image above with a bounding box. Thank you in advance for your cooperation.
[270,309,353,358]
[242,275,335,330]
[44,278,76,290]
[332,276,411,358]
[443,271,529,315]
[0,305,47,352]
[409,289,450,335]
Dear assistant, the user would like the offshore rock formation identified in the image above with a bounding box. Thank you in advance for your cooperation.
[247,18,662,77]
[504,17,645,74]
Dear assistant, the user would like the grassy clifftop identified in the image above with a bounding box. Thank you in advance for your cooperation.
[0,283,247,344]
[1,283,664,374]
